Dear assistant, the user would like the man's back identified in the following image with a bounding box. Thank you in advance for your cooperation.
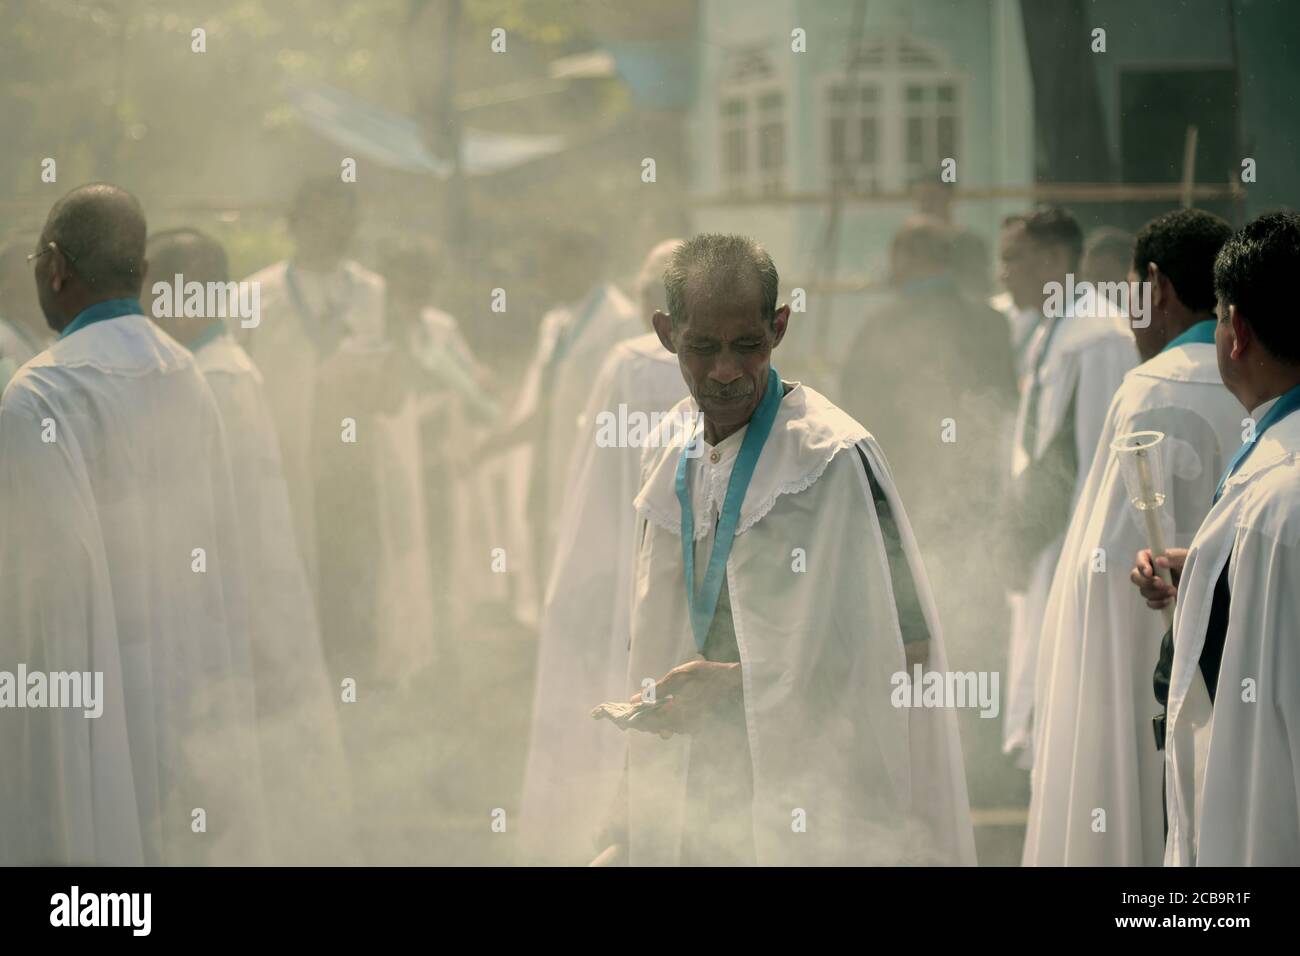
[0,314,267,865]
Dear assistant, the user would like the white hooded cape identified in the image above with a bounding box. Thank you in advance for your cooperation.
[1006,309,1137,763]
[624,383,976,865]
[240,260,434,685]
[518,332,687,862]
[1165,408,1300,866]
[1024,340,1241,865]
[193,333,358,864]
[0,314,268,865]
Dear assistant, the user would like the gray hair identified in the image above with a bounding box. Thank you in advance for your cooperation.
[663,234,779,328]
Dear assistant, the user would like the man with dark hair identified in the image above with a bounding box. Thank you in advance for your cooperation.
[240,176,435,690]
[601,234,975,866]
[1129,212,1232,360]
[1001,204,1137,769]
[1026,208,1237,866]
[144,227,357,864]
[996,209,1085,383]
[0,185,267,864]
[1132,211,1300,865]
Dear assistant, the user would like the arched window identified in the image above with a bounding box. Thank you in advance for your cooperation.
[821,35,961,193]
[718,45,786,197]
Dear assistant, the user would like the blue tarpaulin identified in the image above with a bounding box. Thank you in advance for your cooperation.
[288,82,565,178]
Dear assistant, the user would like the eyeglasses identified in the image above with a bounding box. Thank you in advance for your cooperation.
[26,243,78,266]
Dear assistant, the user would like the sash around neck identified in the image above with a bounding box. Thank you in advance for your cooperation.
[634,380,870,540]
[1214,381,1300,503]
[675,367,784,651]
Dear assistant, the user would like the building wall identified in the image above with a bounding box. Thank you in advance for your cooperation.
[687,0,1034,373]
[1086,0,1299,220]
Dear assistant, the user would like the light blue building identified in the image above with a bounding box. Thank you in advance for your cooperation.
[687,0,1034,370]
[684,0,1297,376]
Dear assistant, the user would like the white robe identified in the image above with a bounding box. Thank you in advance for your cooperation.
[505,284,641,593]
[1165,408,1300,866]
[1024,340,1241,865]
[0,314,268,865]
[518,332,686,862]
[193,334,358,864]
[1006,308,1137,764]
[624,383,976,865]
[991,293,1041,386]
[240,260,434,685]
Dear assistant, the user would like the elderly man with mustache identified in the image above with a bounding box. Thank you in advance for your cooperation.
[596,234,976,866]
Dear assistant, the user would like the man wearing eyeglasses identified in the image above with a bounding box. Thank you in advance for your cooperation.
[0,183,269,865]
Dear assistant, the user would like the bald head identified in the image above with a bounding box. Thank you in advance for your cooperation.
[41,183,147,294]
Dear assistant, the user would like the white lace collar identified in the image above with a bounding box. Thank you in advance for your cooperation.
[634,381,867,538]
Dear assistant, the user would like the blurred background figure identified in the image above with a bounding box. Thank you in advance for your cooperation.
[995,214,1051,385]
[488,230,641,614]
[240,176,435,693]
[377,235,494,677]
[952,227,994,303]
[839,215,1018,831]
[1001,206,1137,769]
[518,238,687,864]
[146,227,359,865]
[1081,226,1137,312]
[0,236,50,388]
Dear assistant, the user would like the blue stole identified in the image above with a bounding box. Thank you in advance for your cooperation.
[1162,318,1217,353]
[188,321,227,354]
[676,367,784,652]
[1214,382,1300,503]
[59,298,142,340]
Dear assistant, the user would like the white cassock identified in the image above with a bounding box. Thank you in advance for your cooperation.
[0,314,267,865]
[1005,308,1137,765]
[240,260,434,684]
[505,284,641,594]
[192,331,358,864]
[624,382,976,865]
[518,332,686,862]
[1165,406,1300,866]
[1024,337,1240,865]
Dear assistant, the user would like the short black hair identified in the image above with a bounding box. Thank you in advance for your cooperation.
[663,234,779,328]
[1214,211,1300,365]
[1014,206,1084,270]
[41,183,147,292]
[146,228,230,285]
[1133,209,1231,314]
